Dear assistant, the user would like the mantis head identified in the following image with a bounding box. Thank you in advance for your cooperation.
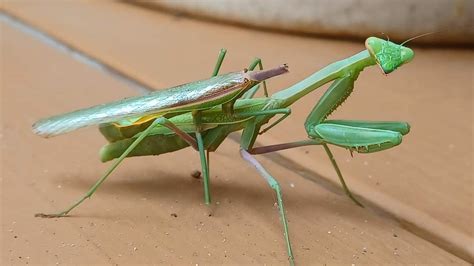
[365,37,414,74]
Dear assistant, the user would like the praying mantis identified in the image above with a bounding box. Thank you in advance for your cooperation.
[33,37,415,265]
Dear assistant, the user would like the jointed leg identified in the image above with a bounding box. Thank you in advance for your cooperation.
[212,48,227,77]
[36,117,171,217]
[322,144,363,207]
[206,150,210,177]
[243,57,268,99]
[156,117,198,150]
[193,110,212,205]
[323,120,410,135]
[249,58,268,97]
[249,139,321,154]
[188,48,228,205]
[259,111,290,134]
[313,123,404,154]
[196,131,211,204]
[237,108,292,136]
[190,47,230,205]
[247,137,364,207]
[240,149,294,265]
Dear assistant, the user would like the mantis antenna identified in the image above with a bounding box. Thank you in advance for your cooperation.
[380,32,390,42]
[401,32,438,46]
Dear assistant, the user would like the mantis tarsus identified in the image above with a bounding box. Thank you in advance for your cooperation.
[33,37,414,265]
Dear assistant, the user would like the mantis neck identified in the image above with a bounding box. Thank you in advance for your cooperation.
[272,50,376,107]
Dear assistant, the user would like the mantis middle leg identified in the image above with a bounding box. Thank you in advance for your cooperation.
[240,149,294,266]
[196,54,281,204]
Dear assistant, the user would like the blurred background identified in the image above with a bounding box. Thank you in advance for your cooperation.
[136,0,474,45]
[1,0,473,265]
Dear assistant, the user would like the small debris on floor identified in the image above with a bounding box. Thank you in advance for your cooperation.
[191,170,201,179]
[170,213,178,218]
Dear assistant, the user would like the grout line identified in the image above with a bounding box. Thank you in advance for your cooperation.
[0,11,154,94]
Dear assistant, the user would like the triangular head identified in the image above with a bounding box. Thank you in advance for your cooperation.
[365,37,414,74]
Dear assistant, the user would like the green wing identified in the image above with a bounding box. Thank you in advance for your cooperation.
[33,72,247,137]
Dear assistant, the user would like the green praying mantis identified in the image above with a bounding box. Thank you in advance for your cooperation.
[33,36,415,265]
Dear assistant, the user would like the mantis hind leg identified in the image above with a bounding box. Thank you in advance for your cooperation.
[35,117,198,218]
[35,118,166,218]
[240,149,294,266]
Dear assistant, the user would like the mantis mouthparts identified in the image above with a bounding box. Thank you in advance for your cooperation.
[246,64,289,82]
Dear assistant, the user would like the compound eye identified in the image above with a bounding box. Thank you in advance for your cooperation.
[400,47,414,64]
